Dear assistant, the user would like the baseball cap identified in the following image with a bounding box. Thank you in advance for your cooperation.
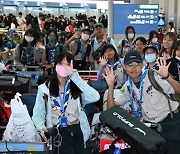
[124,50,143,65]
[94,23,104,28]
[143,45,158,54]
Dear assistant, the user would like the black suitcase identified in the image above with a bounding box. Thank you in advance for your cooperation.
[99,106,167,154]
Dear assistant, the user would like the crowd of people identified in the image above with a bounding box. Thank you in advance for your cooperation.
[0,12,180,154]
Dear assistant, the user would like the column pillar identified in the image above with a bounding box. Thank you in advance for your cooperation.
[108,0,113,38]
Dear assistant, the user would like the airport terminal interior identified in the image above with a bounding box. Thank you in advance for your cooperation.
[0,0,180,153]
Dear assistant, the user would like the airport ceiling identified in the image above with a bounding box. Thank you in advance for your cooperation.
[1,0,130,8]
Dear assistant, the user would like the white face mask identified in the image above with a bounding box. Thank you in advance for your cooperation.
[128,33,134,39]
[151,38,158,44]
[81,33,89,41]
[25,36,34,42]
[145,53,156,63]
[175,56,180,61]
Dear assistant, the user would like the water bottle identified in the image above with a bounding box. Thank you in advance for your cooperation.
[114,147,121,154]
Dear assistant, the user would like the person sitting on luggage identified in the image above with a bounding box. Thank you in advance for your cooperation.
[97,44,124,89]
[103,50,180,154]
[64,28,94,71]
[42,28,64,74]
[32,52,100,154]
[143,45,159,70]
[14,28,45,71]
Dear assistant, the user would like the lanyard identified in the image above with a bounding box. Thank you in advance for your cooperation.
[128,70,147,119]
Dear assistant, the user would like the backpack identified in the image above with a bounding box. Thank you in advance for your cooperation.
[74,39,91,61]
[0,71,31,101]
[91,37,111,60]
[19,44,32,65]
[74,40,91,71]
[0,98,11,126]
[5,40,15,49]
[0,97,11,139]
[148,69,180,118]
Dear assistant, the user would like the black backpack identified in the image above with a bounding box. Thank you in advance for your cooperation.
[148,69,180,118]
[74,40,91,71]
[74,39,91,61]
[91,37,111,60]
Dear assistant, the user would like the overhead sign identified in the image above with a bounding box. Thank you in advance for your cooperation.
[114,4,159,34]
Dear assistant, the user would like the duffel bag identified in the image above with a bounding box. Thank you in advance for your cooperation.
[0,74,29,100]
[99,106,167,154]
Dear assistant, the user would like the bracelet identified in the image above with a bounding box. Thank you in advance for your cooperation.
[162,74,169,80]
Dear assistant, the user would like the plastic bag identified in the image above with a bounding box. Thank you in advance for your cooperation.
[3,93,41,142]
[0,61,7,72]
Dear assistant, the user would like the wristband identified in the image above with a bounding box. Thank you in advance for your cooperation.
[162,74,169,80]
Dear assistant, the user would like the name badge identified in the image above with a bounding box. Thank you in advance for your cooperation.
[60,116,68,128]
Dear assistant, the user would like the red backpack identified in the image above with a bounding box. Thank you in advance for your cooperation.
[0,98,11,139]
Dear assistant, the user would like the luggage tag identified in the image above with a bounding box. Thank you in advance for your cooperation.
[60,115,68,128]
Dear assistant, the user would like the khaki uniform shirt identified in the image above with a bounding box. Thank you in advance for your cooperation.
[69,40,94,63]
[115,74,179,123]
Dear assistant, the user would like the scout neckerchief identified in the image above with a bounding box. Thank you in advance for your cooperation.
[145,62,158,70]
[23,46,34,65]
[107,58,120,71]
[128,69,148,119]
[51,79,71,126]
[47,42,59,63]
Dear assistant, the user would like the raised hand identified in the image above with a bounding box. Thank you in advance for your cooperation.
[35,42,45,50]
[103,35,108,43]
[166,53,171,59]
[103,67,116,87]
[64,60,74,76]
[99,56,108,68]
[152,57,171,78]
[72,31,81,39]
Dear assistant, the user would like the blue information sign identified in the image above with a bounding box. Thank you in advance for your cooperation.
[114,4,159,34]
